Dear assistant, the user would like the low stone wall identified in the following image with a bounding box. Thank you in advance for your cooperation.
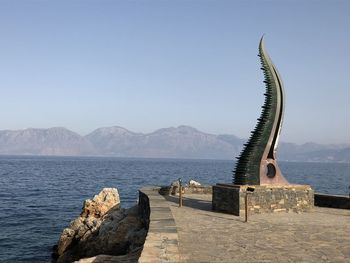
[138,190,151,229]
[138,187,180,263]
[184,185,212,194]
[213,184,314,216]
[159,185,212,196]
[315,193,350,209]
[212,184,240,215]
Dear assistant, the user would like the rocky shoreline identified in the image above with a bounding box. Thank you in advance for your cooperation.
[51,181,349,263]
[52,188,147,263]
[52,180,205,262]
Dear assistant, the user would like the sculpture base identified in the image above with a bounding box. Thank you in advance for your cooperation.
[212,184,314,216]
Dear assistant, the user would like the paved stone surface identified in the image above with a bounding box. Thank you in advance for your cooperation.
[165,194,350,263]
[139,188,180,263]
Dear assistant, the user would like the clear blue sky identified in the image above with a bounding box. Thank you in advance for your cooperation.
[0,0,349,144]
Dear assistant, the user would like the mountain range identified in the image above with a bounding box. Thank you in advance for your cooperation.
[0,125,349,163]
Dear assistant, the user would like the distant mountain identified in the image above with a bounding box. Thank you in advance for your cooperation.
[86,125,243,159]
[85,126,145,157]
[0,125,349,162]
[0,127,94,156]
[278,145,350,163]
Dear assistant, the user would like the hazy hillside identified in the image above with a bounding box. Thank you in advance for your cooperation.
[279,146,350,163]
[0,125,349,162]
[86,125,242,159]
[0,127,94,156]
[85,126,144,156]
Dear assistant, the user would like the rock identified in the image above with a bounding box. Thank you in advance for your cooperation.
[57,228,76,255]
[158,186,171,195]
[81,188,120,218]
[170,180,180,187]
[73,251,142,263]
[189,179,201,187]
[170,181,181,195]
[51,245,59,260]
[54,188,146,263]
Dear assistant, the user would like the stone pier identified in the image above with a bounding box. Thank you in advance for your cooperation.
[136,187,350,262]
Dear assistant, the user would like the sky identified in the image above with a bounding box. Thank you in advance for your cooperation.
[0,0,349,144]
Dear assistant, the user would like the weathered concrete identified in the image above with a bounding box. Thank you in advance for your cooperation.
[212,184,314,215]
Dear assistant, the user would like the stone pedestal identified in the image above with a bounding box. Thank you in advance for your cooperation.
[212,184,314,216]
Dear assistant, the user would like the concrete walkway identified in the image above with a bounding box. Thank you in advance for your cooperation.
[164,194,350,263]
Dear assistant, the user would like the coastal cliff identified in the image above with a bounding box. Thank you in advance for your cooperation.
[53,188,147,263]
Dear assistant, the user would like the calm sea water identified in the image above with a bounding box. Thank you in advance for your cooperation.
[0,155,349,262]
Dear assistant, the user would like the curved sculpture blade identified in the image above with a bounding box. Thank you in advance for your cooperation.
[233,36,288,185]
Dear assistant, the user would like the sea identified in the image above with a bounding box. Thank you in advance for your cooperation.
[0,155,349,263]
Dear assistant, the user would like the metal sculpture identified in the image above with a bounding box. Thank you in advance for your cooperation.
[233,36,288,185]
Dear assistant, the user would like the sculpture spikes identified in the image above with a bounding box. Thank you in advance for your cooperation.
[233,36,288,185]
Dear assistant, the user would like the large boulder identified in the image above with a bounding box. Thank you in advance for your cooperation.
[54,188,146,263]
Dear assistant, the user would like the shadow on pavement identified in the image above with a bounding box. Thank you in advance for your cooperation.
[164,194,212,212]
[164,194,243,222]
